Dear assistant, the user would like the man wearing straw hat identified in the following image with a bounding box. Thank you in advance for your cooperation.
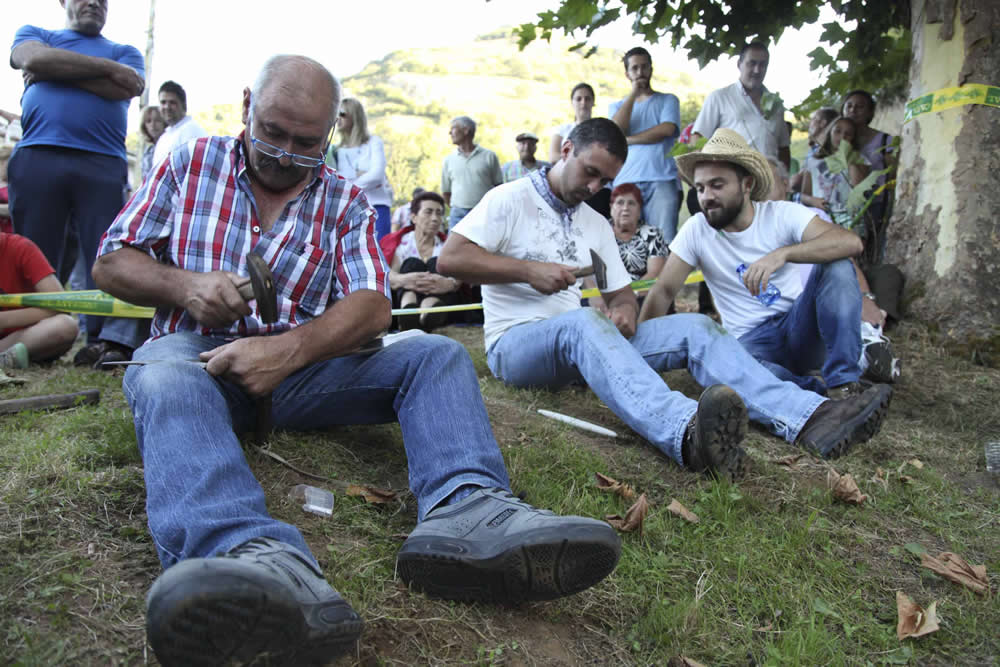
[641,128,890,406]
[440,118,893,476]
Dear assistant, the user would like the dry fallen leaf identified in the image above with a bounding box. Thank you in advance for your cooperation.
[827,469,868,505]
[896,591,940,640]
[606,493,649,534]
[871,467,890,492]
[908,458,924,469]
[595,472,637,500]
[667,657,708,667]
[666,499,700,523]
[775,453,805,467]
[899,475,915,485]
[345,484,397,504]
[920,551,990,595]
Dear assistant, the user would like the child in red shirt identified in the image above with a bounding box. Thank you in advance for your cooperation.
[1,232,79,363]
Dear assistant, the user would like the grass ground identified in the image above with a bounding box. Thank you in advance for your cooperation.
[1,294,998,666]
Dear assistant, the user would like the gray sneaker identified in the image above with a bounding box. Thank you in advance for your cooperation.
[0,342,29,370]
[396,488,621,604]
[146,537,363,667]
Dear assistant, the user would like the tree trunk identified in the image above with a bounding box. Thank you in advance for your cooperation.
[888,0,1000,360]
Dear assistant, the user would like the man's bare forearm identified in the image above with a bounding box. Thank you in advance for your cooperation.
[14,42,141,100]
[93,246,192,309]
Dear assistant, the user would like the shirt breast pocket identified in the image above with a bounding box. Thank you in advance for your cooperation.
[268,241,335,321]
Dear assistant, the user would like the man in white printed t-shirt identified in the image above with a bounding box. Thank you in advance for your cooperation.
[691,42,790,168]
[438,119,893,470]
[640,129,894,428]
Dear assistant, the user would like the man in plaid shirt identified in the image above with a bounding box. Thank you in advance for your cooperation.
[93,55,620,666]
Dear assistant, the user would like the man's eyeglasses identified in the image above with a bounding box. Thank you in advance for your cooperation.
[248,113,328,168]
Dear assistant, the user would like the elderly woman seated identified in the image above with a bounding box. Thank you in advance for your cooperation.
[378,190,463,331]
[586,183,669,313]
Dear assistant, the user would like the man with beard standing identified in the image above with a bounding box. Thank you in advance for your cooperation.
[639,129,878,401]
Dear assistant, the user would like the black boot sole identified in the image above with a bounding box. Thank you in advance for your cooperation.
[396,524,621,605]
[147,559,362,666]
[694,385,749,481]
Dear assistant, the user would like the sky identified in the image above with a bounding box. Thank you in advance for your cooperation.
[2,0,833,123]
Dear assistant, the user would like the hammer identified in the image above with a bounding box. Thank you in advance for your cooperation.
[572,249,608,290]
[236,253,279,442]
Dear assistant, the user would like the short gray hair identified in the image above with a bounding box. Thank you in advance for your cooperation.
[451,115,476,138]
[251,55,341,129]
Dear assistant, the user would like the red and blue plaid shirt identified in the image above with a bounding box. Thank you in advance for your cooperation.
[98,134,389,340]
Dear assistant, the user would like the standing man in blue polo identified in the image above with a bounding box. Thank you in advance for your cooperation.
[441,115,503,229]
[8,0,145,367]
[609,47,682,241]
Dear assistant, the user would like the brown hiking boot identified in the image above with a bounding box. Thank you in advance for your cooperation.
[797,384,893,458]
[681,385,749,481]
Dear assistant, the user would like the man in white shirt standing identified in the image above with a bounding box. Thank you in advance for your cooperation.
[438,119,893,471]
[640,130,894,420]
[692,42,790,169]
[152,80,207,168]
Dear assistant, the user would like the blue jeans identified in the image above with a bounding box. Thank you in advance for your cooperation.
[9,145,128,343]
[487,309,824,465]
[738,259,862,391]
[448,206,471,230]
[123,332,510,569]
[635,179,681,242]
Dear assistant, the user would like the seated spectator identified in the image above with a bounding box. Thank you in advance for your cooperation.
[0,143,13,234]
[1,231,79,366]
[379,190,462,331]
[139,105,166,181]
[790,107,838,195]
[332,98,393,239]
[390,187,424,233]
[641,128,890,400]
[843,89,897,262]
[801,116,870,229]
[607,183,667,281]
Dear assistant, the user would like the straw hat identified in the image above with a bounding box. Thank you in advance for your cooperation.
[675,128,773,202]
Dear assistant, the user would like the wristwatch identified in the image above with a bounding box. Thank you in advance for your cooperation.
[863,292,877,301]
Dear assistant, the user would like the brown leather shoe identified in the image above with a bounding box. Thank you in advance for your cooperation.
[797,384,893,458]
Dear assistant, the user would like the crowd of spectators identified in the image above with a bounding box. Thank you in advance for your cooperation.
[2,2,909,662]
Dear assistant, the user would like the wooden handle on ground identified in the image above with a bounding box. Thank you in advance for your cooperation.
[0,389,101,415]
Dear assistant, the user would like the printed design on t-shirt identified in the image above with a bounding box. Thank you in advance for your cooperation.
[523,206,583,265]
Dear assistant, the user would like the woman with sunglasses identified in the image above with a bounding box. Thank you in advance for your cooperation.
[331,98,393,239]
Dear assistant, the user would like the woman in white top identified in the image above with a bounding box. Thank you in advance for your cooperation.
[332,98,393,239]
[548,83,595,163]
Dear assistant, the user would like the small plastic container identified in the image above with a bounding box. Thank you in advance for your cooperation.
[288,484,334,517]
[986,441,1000,474]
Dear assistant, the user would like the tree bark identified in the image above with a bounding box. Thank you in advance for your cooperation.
[888,0,1000,354]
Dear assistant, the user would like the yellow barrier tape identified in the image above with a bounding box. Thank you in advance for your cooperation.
[0,271,705,318]
[904,83,1000,123]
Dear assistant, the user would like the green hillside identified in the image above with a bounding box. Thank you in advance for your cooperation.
[156,30,714,206]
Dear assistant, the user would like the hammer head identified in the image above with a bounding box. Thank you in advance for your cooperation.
[245,253,278,324]
[589,248,608,290]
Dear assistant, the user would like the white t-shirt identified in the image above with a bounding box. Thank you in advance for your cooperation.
[669,200,816,338]
[452,177,632,350]
[152,116,208,167]
[692,82,789,161]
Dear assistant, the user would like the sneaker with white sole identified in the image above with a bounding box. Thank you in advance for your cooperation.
[146,537,363,667]
[859,322,901,384]
[396,488,621,604]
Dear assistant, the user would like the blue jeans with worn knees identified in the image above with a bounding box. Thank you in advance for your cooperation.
[486,309,824,465]
[123,332,509,570]
[738,259,862,390]
[636,179,681,242]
